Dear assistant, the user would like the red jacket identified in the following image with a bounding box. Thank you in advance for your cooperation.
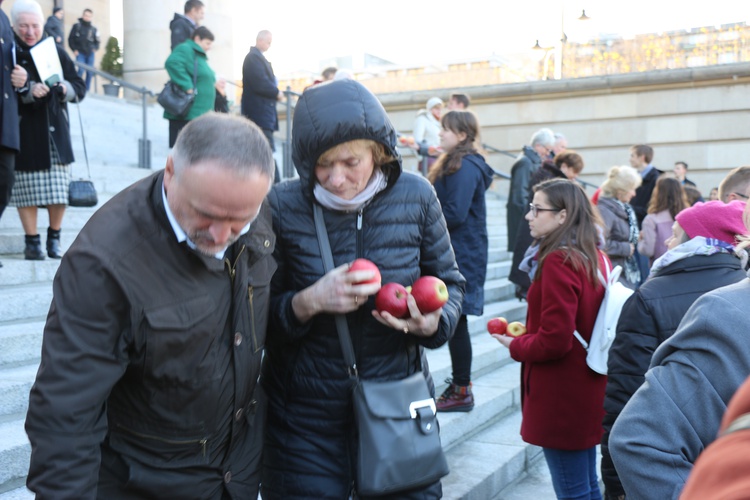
[509,249,608,450]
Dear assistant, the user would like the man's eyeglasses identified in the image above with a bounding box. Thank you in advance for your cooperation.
[528,204,561,218]
[733,192,749,200]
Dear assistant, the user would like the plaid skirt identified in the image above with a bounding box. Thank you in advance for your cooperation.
[10,142,71,208]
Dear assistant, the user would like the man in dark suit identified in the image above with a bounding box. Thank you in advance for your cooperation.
[0,0,28,268]
[169,0,204,51]
[241,30,282,182]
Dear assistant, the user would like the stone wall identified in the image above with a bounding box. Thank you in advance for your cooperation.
[281,62,750,198]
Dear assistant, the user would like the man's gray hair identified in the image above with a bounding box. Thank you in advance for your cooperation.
[172,113,275,180]
[530,128,555,148]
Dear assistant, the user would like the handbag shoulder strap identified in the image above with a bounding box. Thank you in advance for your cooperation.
[313,204,358,377]
[192,54,198,90]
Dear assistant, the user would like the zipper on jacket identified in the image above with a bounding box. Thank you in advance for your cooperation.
[224,245,247,285]
[116,424,209,459]
[356,208,364,256]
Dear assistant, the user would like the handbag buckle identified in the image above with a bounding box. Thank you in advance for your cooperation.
[409,399,436,419]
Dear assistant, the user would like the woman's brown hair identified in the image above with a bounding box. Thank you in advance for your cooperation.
[648,176,688,218]
[427,110,481,183]
[534,178,603,285]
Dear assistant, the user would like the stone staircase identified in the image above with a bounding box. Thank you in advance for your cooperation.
[0,96,553,499]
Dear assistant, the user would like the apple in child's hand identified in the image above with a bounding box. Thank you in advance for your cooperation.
[399,136,409,145]
[487,317,508,335]
[348,258,381,285]
[410,276,449,314]
[375,283,410,318]
[506,321,527,337]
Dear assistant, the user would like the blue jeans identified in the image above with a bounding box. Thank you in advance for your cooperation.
[543,447,602,500]
[76,52,95,90]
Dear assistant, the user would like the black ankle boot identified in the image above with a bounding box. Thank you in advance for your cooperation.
[47,227,62,259]
[24,234,45,261]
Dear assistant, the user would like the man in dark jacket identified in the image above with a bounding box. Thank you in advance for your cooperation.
[44,7,64,48]
[601,200,747,499]
[242,30,282,182]
[68,8,100,91]
[170,0,204,50]
[24,113,276,499]
[0,1,28,268]
[506,128,555,252]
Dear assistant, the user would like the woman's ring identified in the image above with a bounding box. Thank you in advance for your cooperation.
[354,295,359,306]
[403,321,410,335]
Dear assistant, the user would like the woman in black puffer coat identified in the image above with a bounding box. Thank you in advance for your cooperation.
[261,79,465,499]
[600,200,748,500]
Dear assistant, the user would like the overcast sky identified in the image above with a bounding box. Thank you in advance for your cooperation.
[229,1,747,76]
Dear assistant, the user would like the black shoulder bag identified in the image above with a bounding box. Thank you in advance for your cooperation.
[157,56,198,118]
[313,204,449,496]
[69,96,98,207]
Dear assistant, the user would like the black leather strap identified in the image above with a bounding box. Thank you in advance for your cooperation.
[313,203,358,377]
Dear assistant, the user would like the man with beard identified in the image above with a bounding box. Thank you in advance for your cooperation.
[25,113,276,499]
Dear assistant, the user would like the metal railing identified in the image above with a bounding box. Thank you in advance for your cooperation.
[73,60,155,169]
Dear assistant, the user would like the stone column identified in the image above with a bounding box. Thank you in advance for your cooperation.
[122,0,176,97]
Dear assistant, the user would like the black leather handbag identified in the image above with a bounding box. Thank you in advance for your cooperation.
[68,179,98,207]
[69,97,98,207]
[313,204,450,496]
[158,57,198,118]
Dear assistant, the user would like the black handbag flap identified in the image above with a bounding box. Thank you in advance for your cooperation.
[356,372,435,420]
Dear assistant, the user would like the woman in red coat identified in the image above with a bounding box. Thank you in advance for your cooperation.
[494,178,607,500]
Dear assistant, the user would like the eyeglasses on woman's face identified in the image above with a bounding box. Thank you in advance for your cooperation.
[528,203,561,218]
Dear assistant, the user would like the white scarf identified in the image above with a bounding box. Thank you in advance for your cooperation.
[313,169,388,212]
[649,236,747,276]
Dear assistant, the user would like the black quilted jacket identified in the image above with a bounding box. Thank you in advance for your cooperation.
[261,79,465,498]
[600,252,746,498]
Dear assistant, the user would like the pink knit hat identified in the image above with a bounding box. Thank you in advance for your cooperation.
[675,200,747,244]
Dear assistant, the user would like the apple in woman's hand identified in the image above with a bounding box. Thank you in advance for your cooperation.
[410,276,449,314]
[349,258,381,285]
[375,283,409,318]
[487,317,508,335]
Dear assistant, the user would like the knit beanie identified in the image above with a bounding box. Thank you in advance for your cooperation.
[675,200,747,244]
[426,97,443,111]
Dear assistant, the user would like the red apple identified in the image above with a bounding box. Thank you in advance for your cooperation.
[487,317,508,335]
[410,276,449,314]
[375,283,409,318]
[349,258,381,285]
[506,321,527,337]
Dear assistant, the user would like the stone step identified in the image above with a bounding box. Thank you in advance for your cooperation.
[0,284,52,324]
[0,365,37,418]
[0,320,45,369]
[0,486,32,499]
[442,409,542,500]
[438,362,522,452]
[0,420,31,492]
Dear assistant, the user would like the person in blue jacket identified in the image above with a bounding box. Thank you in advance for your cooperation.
[429,110,495,412]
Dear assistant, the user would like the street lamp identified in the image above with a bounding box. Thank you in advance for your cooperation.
[536,6,591,80]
